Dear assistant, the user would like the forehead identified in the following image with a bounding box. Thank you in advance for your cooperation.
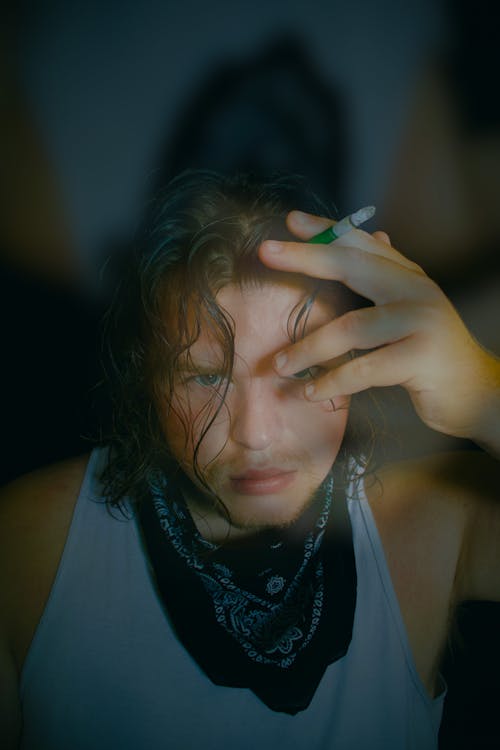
[185,275,336,368]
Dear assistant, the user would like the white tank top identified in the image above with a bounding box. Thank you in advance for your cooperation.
[20,448,446,749]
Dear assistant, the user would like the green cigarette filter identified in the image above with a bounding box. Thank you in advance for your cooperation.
[309,206,376,244]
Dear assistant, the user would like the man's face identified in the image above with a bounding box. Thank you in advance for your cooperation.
[161,275,349,539]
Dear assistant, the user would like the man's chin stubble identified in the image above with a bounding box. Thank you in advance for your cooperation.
[188,481,325,540]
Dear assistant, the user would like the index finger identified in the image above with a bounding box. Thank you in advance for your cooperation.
[286,210,421,272]
[259,239,429,306]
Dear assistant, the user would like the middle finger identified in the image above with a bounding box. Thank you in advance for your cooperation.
[273,302,418,376]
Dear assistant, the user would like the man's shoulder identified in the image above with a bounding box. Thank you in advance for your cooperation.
[364,450,496,604]
[0,453,90,595]
[364,451,483,587]
[0,454,89,532]
[362,451,488,693]
[366,449,494,519]
[0,454,90,671]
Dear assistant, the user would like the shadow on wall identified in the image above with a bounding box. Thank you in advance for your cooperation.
[381,0,500,351]
[0,33,108,486]
[154,35,348,214]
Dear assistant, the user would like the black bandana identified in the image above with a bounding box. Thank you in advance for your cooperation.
[138,467,357,714]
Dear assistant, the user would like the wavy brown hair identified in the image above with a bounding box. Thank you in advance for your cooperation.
[100,170,378,513]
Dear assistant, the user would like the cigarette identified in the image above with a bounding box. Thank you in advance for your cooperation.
[308,206,376,244]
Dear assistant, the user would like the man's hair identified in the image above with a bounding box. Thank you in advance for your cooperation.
[100,169,376,512]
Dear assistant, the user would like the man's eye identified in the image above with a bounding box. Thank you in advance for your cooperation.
[289,366,323,381]
[193,373,225,388]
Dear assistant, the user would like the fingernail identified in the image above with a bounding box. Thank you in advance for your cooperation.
[274,351,288,370]
[305,383,316,399]
[264,241,282,254]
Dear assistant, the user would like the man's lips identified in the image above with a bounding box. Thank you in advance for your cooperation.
[229,468,297,495]
[231,467,290,480]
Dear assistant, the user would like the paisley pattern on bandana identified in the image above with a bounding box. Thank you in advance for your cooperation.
[148,473,334,670]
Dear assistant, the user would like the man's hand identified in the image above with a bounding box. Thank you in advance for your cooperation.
[259,210,500,453]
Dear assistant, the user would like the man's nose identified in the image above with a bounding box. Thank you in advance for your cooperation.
[230,379,281,451]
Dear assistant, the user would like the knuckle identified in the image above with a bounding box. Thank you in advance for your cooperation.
[338,308,364,338]
[423,302,451,332]
[327,248,349,283]
[351,353,372,381]
[415,275,442,298]
[296,333,314,357]
[407,260,426,275]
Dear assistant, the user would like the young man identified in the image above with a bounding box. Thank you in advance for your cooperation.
[1,171,499,749]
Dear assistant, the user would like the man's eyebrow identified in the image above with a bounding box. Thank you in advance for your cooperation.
[176,356,223,372]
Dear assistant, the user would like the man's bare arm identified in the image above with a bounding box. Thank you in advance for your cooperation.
[456,452,500,603]
[0,636,21,749]
[0,457,87,747]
